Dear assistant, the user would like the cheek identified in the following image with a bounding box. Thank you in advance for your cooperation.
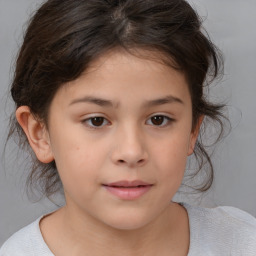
[54,145,101,201]
[54,143,104,177]
[151,132,191,180]
[49,130,106,188]
[50,121,107,165]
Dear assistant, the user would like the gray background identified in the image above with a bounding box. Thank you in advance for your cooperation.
[0,0,256,246]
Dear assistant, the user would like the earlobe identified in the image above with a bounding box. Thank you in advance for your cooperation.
[16,106,54,163]
[187,115,204,156]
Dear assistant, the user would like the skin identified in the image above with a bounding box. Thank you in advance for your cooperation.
[16,50,202,256]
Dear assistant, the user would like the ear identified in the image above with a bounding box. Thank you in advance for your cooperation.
[187,115,204,156]
[16,106,54,163]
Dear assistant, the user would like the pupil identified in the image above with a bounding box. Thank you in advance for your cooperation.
[92,117,104,126]
[151,116,164,125]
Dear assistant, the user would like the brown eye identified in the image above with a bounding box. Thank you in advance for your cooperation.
[146,115,173,127]
[83,116,109,128]
[151,116,165,125]
[91,117,105,126]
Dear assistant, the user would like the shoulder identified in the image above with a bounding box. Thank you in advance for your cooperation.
[0,217,53,256]
[184,203,256,227]
[182,203,256,255]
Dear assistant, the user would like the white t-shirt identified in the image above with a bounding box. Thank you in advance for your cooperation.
[1,203,256,255]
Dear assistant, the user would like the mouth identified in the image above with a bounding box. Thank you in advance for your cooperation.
[102,180,153,200]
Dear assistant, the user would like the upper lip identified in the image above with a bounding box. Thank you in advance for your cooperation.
[103,180,153,187]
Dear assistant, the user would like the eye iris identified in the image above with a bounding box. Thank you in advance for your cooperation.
[151,116,164,125]
[91,117,104,126]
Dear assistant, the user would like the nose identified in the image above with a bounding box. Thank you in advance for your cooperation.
[111,124,148,168]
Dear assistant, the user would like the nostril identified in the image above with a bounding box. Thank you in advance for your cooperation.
[117,159,145,165]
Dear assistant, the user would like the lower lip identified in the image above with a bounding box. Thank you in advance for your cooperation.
[103,185,152,200]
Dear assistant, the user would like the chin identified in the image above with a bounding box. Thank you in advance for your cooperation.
[101,210,156,231]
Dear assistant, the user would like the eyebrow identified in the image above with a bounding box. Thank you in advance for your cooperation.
[143,95,184,108]
[69,96,114,107]
[69,95,183,108]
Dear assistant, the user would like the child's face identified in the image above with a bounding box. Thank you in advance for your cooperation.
[44,50,199,229]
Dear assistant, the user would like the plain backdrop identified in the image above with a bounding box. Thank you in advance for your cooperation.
[1,0,256,246]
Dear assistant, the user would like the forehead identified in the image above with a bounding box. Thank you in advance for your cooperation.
[87,49,180,78]
[57,49,191,107]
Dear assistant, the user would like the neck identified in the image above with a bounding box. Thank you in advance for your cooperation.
[55,202,189,256]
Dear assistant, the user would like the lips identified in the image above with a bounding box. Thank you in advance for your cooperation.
[106,180,152,187]
[102,180,153,200]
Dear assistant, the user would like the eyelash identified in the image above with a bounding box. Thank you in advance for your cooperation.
[82,114,174,129]
[82,116,110,129]
[145,115,174,127]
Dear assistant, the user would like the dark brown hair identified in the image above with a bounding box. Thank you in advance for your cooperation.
[8,0,225,198]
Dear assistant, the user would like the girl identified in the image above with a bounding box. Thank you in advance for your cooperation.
[1,0,256,255]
